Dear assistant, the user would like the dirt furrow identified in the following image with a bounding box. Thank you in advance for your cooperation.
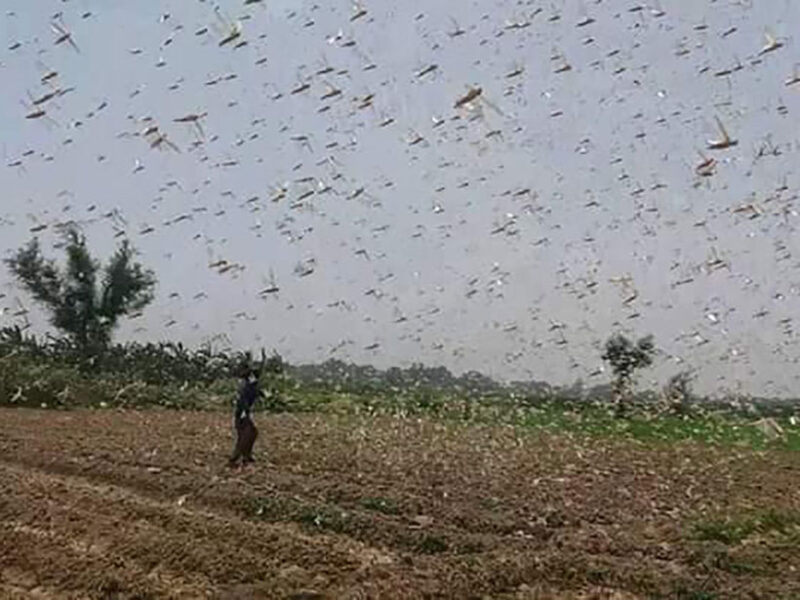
[2,408,799,599]
[0,460,435,599]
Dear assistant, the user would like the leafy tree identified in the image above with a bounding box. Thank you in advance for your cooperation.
[601,333,655,415]
[664,370,695,415]
[260,349,294,410]
[5,227,156,360]
[262,350,285,376]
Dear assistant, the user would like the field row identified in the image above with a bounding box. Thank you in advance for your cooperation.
[1,408,798,599]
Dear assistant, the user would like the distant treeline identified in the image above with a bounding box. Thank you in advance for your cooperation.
[1,325,797,417]
[0,325,552,398]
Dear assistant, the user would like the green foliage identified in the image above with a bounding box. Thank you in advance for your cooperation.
[0,329,297,412]
[602,333,655,382]
[0,352,226,411]
[1,327,799,451]
[5,227,156,357]
[0,327,239,385]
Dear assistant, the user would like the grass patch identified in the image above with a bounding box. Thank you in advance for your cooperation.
[248,496,352,533]
[713,553,761,576]
[295,505,351,533]
[693,519,755,545]
[360,496,401,515]
[517,404,800,451]
[674,590,717,600]
[246,493,459,556]
[692,508,800,545]
[248,495,294,519]
[416,533,449,554]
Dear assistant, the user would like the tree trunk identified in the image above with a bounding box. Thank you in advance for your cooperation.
[613,377,631,418]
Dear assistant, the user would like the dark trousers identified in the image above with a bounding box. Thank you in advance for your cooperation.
[229,416,258,466]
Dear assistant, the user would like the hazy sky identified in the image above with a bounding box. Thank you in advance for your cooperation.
[2,0,800,397]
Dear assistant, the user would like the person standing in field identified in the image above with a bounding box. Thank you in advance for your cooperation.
[228,366,265,468]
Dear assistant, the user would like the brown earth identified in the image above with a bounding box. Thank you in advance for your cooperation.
[1,408,798,599]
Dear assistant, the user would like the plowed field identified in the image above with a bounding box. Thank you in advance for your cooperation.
[1,408,798,599]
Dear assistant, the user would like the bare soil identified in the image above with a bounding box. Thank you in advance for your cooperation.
[1,408,798,599]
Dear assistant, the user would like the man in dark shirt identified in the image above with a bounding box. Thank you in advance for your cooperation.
[228,368,264,468]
